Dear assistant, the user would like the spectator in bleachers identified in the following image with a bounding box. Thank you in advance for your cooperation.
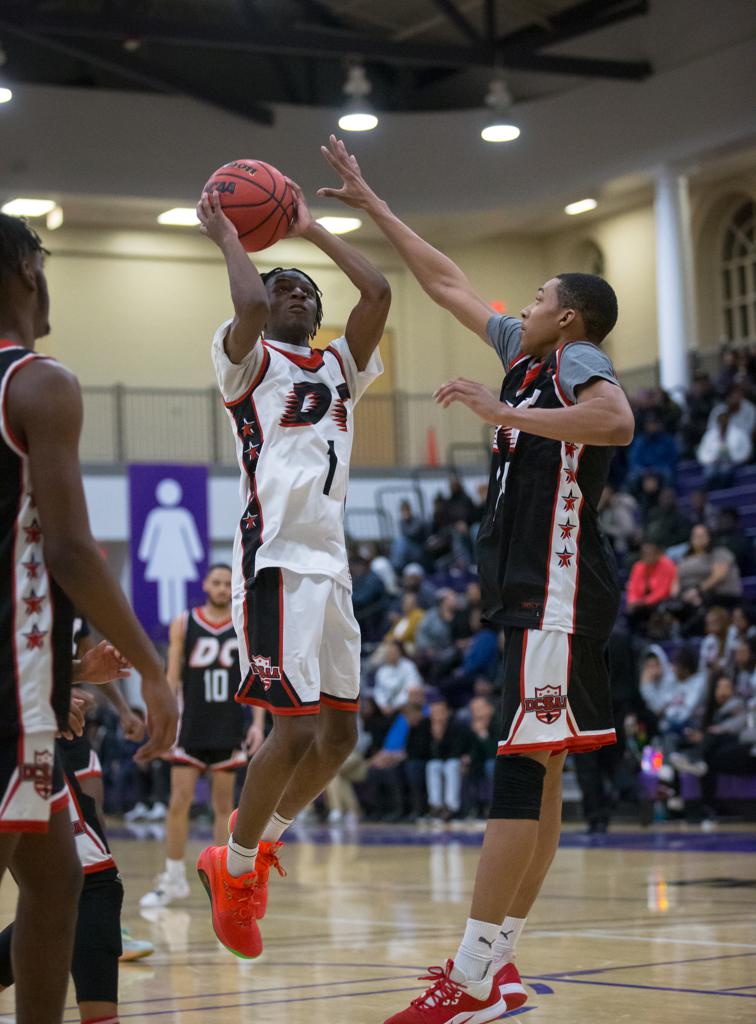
[415,589,457,655]
[627,414,679,490]
[677,525,743,622]
[391,500,426,571]
[681,371,717,456]
[697,411,752,489]
[362,707,413,822]
[401,562,437,610]
[644,487,692,552]
[351,555,389,640]
[466,697,498,814]
[382,591,425,653]
[688,489,719,531]
[638,646,676,734]
[447,609,499,706]
[731,636,756,701]
[430,553,478,594]
[656,645,707,754]
[713,508,756,576]
[671,672,749,793]
[730,606,756,647]
[372,641,424,715]
[698,606,735,675]
[707,384,756,439]
[362,541,399,597]
[598,485,639,560]
[443,473,478,526]
[414,698,474,821]
[635,471,663,519]
[714,347,739,396]
[625,540,678,630]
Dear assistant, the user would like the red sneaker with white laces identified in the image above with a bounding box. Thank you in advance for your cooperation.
[196,844,262,959]
[494,961,528,1011]
[227,808,286,920]
[383,959,505,1024]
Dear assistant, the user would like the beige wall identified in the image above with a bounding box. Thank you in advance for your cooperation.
[39,167,756,399]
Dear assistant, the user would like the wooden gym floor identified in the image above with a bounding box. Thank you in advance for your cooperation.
[1,821,755,1023]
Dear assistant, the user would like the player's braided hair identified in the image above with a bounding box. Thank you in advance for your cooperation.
[261,267,323,340]
[0,214,48,283]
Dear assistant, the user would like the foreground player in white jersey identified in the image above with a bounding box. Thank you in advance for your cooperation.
[196,181,390,958]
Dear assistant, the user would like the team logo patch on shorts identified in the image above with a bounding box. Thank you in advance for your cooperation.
[251,654,282,692]
[20,749,54,798]
[524,685,567,725]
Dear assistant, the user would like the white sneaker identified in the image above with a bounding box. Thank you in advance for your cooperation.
[145,801,167,821]
[124,801,149,823]
[139,872,190,908]
[119,927,155,961]
[328,808,343,823]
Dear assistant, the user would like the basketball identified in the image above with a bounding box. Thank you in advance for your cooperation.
[201,158,295,252]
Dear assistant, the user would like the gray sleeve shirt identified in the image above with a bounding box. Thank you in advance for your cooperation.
[487,314,523,368]
[558,342,619,403]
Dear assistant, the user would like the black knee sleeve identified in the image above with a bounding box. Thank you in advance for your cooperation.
[489,755,547,820]
[0,922,14,988]
[71,871,123,1005]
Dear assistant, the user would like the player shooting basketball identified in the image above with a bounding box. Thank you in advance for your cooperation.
[318,135,634,1024]
[195,183,391,959]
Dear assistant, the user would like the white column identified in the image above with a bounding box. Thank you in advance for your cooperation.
[654,168,697,395]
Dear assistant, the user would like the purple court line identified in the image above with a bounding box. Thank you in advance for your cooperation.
[63,984,433,1020]
[527,975,756,1000]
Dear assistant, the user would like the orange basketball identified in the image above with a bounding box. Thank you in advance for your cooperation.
[202,159,295,252]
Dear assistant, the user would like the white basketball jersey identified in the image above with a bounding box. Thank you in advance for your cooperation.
[212,322,382,593]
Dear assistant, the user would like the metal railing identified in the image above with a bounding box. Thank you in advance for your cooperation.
[80,355,701,469]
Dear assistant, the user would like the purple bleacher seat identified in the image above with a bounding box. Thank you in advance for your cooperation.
[678,772,756,801]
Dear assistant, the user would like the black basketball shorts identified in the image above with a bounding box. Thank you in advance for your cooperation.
[497,627,616,756]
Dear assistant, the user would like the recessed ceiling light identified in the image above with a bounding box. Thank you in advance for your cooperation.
[316,216,362,235]
[481,123,520,143]
[158,207,200,226]
[1,198,57,217]
[0,87,12,104]
[46,206,64,230]
[338,111,378,132]
[565,198,598,216]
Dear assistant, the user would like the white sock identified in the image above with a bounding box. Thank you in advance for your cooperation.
[226,837,258,878]
[261,811,294,843]
[165,858,186,881]
[452,917,499,983]
[492,915,527,968]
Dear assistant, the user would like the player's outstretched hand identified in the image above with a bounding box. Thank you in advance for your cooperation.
[284,178,316,238]
[196,190,239,248]
[244,721,264,757]
[318,134,381,211]
[136,673,178,764]
[75,640,132,685]
[434,378,505,426]
[59,687,96,740]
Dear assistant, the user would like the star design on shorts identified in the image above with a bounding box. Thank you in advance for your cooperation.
[564,442,578,458]
[563,467,578,484]
[556,547,574,568]
[24,519,42,544]
[23,590,44,615]
[243,512,258,529]
[562,491,579,512]
[559,520,576,540]
[244,441,260,459]
[22,555,41,580]
[241,419,256,438]
[23,624,46,650]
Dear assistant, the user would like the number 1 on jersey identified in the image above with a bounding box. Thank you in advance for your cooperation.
[323,440,337,496]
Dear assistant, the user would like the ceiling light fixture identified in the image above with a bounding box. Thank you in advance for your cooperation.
[338,63,378,132]
[1,198,56,217]
[481,78,520,143]
[565,198,598,216]
[46,205,64,230]
[0,88,12,104]
[316,216,362,235]
[157,207,200,226]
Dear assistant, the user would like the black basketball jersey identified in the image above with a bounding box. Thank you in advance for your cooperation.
[0,343,74,739]
[178,608,245,749]
[477,341,621,641]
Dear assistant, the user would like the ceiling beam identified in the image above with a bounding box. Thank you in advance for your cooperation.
[0,19,275,124]
[1,11,652,80]
[238,0,301,104]
[429,0,481,45]
[497,0,649,54]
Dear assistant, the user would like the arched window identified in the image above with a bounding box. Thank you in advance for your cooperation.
[721,200,756,342]
[571,240,605,277]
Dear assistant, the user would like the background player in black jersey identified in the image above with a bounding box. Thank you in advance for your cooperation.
[141,564,263,908]
[319,138,635,1024]
[0,214,177,1024]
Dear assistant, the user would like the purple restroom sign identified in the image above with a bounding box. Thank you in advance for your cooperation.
[129,464,209,644]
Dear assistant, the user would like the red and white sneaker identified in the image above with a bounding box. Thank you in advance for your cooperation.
[227,808,286,920]
[494,961,527,1011]
[383,959,505,1024]
[196,844,262,959]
